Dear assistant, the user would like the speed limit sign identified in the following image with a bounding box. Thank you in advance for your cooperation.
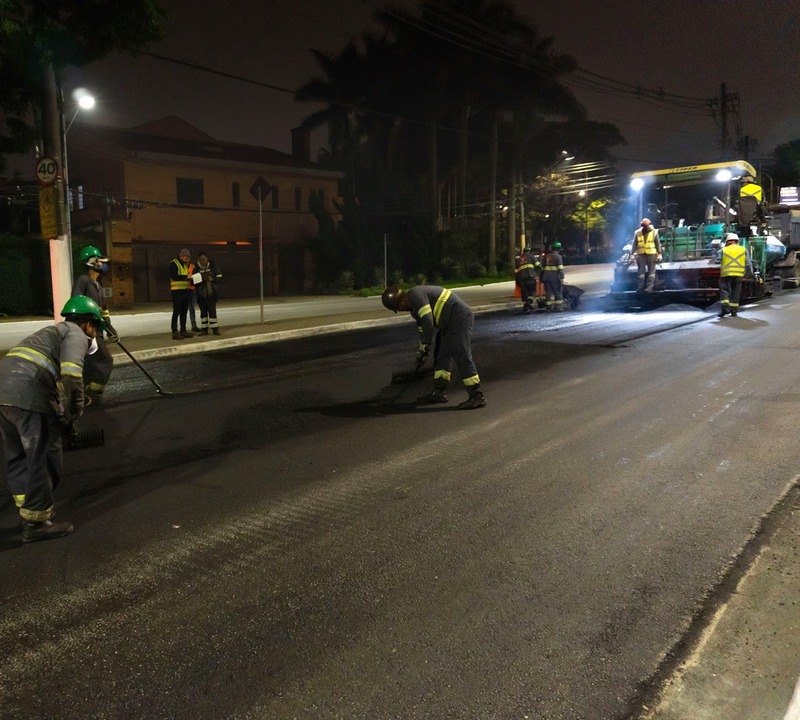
[35,156,59,186]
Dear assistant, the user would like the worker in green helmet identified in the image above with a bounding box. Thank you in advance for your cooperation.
[72,245,118,402]
[541,241,566,311]
[0,296,105,543]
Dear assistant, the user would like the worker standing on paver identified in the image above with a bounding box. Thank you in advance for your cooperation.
[541,241,566,311]
[631,218,662,293]
[0,296,105,542]
[381,285,486,409]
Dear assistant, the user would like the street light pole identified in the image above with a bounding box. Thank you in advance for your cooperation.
[60,88,95,287]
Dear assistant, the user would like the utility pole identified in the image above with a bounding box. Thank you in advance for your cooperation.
[40,62,72,323]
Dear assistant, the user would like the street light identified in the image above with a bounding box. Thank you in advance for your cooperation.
[61,88,95,283]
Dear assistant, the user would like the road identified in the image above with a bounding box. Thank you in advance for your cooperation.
[1,277,798,718]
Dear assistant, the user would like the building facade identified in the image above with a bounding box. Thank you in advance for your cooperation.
[67,116,342,307]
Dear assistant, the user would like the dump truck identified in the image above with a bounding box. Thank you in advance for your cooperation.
[607,160,786,309]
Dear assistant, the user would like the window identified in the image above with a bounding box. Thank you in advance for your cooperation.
[68,182,84,211]
[271,185,279,209]
[294,187,302,211]
[176,178,204,205]
[232,182,240,208]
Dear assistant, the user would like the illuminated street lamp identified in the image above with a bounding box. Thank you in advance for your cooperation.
[61,88,95,283]
[630,177,644,219]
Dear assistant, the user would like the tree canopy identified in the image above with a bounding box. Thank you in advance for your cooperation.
[0,0,168,171]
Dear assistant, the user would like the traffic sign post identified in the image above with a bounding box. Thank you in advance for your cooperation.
[35,156,59,186]
[250,177,272,323]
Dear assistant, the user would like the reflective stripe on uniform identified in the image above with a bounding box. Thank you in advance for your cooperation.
[463,374,481,387]
[19,505,54,522]
[432,288,451,325]
[61,361,83,379]
[6,347,58,379]
[13,494,24,508]
[434,369,452,382]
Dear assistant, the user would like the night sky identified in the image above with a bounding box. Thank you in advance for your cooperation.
[65,0,800,173]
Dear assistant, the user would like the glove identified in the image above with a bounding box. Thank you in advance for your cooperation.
[105,323,120,344]
[657,254,663,263]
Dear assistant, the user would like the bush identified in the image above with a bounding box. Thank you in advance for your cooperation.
[335,270,355,292]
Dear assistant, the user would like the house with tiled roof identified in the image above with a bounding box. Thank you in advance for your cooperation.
[66,116,342,306]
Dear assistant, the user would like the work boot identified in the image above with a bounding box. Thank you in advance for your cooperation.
[416,389,448,404]
[212,328,220,335]
[191,325,200,332]
[458,391,487,410]
[22,519,74,543]
[730,311,738,317]
[179,330,194,338]
[172,331,183,340]
[717,308,727,318]
[197,328,209,335]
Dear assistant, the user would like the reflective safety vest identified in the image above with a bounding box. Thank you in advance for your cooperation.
[515,252,540,281]
[633,228,659,255]
[740,182,763,203]
[170,258,190,291]
[721,244,747,277]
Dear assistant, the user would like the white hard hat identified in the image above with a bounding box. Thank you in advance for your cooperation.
[725,233,739,243]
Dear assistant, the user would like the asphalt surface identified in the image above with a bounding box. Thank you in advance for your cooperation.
[2,266,800,718]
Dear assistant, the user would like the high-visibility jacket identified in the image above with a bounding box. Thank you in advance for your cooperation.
[407,285,470,347]
[515,252,541,282]
[721,243,747,278]
[169,258,190,291]
[632,227,660,255]
[0,323,87,418]
[740,182,763,203]
[540,251,564,281]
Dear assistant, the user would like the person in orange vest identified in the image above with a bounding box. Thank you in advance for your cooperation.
[631,218,662,293]
[169,248,195,340]
[718,233,752,317]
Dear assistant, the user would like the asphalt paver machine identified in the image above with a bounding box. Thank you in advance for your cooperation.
[608,160,786,309]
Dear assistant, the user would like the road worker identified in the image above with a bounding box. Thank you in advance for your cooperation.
[718,233,752,317]
[381,285,486,409]
[0,296,105,542]
[515,246,541,313]
[736,174,766,237]
[72,245,119,402]
[541,241,566,311]
[631,218,662,293]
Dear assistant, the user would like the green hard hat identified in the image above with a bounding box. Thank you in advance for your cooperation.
[61,295,106,330]
[79,245,108,265]
[552,241,562,249]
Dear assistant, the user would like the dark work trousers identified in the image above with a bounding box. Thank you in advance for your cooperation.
[0,406,62,522]
[543,279,563,307]
[520,278,537,309]
[719,276,743,313]
[636,254,658,292]
[433,306,481,395]
[83,335,113,394]
[197,293,219,330]
[171,289,190,332]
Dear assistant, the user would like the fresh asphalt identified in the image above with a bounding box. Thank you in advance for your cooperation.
[2,264,800,718]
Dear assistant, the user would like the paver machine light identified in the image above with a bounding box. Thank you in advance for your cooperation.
[607,160,786,309]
